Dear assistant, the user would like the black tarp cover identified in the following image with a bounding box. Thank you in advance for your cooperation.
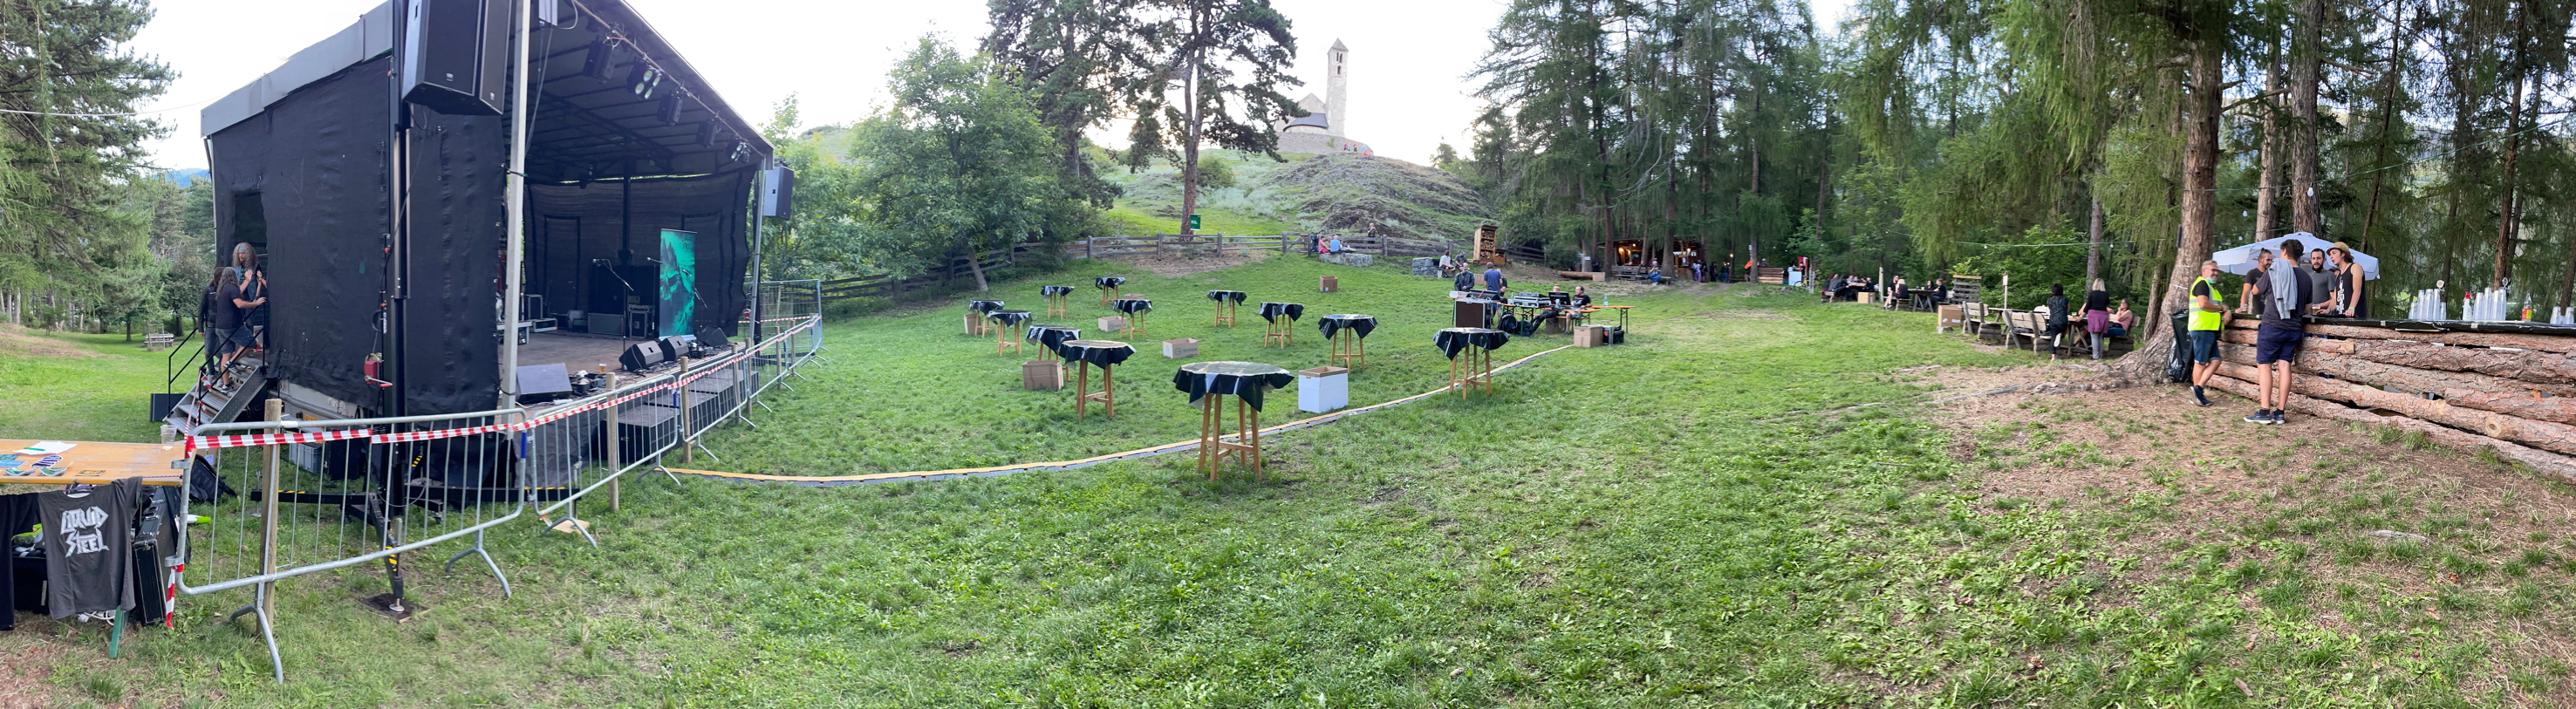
[399,104,509,415]
[207,57,393,411]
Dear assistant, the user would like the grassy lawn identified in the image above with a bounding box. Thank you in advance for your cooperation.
[0,326,180,443]
[3,256,2572,707]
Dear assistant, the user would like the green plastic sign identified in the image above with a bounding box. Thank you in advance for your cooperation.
[1187,214,1201,230]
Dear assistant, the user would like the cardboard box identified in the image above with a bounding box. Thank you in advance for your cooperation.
[1097,316,1126,332]
[1162,338,1199,358]
[1320,276,1338,292]
[1575,324,1607,347]
[965,312,990,336]
[1937,305,1964,333]
[1022,361,1064,391]
[1297,366,1349,412]
[1855,292,1876,304]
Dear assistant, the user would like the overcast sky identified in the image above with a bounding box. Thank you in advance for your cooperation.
[134,0,1852,170]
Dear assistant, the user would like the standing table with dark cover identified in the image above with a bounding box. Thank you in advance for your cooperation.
[1095,276,1127,305]
[987,310,1033,356]
[1110,298,1153,340]
[1206,290,1247,327]
[1059,340,1136,419]
[1027,325,1082,356]
[1435,327,1510,398]
[966,300,1006,336]
[1259,302,1305,347]
[1172,362,1295,481]
[1317,314,1377,370]
[1041,285,1075,317]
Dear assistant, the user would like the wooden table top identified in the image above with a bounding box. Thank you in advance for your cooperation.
[0,440,186,487]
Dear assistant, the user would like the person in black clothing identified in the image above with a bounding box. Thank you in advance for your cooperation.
[2042,283,2071,353]
[2081,279,2113,359]
[214,267,267,369]
[2327,247,2366,317]
[196,269,224,373]
[2243,240,2320,424]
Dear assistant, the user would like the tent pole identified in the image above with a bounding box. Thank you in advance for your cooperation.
[500,0,534,410]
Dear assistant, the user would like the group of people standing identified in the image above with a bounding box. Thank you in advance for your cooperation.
[2179,235,2365,424]
[2036,281,2135,360]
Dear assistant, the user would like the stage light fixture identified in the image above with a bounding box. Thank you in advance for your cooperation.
[694,122,718,147]
[728,140,750,163]
[627,64,662,99]
[656,93,684,126]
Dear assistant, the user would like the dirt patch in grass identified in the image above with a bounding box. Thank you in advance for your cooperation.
[1919,364,2576,707]
[0,326,100,358]
[0,636,79,708]
[1103,249,1278,278]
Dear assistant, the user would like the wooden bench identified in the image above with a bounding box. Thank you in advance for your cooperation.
[141,333,176,351]
[2000,310,2043,351]
[1557,270,1606,281]
[1958,302,1987,337]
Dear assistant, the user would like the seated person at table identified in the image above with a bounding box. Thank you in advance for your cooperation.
[1571,285,1591,307]
[1885,278,1908,310]
[1647,266,1664,284]
[1452,268,1477,291]
[2108,299,2134,337]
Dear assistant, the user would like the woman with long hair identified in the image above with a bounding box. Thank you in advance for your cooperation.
[2082,278,2112,359]
[2327,247,2364,317]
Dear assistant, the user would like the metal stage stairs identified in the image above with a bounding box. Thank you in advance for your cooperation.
[165,358,270,440]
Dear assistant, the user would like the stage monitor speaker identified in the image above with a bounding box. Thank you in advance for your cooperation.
[400,0,509,116]
[618,340,666,372]
[761,167,796,218]
[515,364,573,403]
[659,335,699,358]
[694,326,731,350]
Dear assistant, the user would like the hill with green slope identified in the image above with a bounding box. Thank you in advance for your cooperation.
[1104,150,1494,244]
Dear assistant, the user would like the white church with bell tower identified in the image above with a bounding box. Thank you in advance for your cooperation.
[1275,39,1371,155]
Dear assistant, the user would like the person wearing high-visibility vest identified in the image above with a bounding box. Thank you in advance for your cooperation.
[2187,259,2227,407]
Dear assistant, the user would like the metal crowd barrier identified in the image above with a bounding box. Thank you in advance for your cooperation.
[177,315,823,683]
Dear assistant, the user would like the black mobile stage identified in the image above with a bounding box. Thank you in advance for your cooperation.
[200,0,780,420]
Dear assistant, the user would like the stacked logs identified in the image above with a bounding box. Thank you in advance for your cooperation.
[2204,315,2576,481]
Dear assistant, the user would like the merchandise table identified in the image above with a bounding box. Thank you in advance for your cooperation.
[1172,362,1295,480]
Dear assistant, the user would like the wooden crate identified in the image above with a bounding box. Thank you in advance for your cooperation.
[1022,361,1064,391]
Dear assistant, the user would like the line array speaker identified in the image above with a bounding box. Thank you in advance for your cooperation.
[401,0,509,116]
[761,167,796,218]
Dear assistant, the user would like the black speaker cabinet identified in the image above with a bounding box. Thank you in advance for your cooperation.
[401,0,509,116]
[618,340,666,372]
[761,167,796,218]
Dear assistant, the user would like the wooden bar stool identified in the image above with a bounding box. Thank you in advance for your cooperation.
[1206,290,1247,327]
[966,300,1005,336]
[1437,327,1506,399]
[1110,298,1152,341]
[1318,314,1376,371]
[1059,340,1134,419]
[1096,276,1127,306]
[989,310,1031,356]
[1258,302,1303,348]
[1041,285,1074,317]
[1175,362,1294,481]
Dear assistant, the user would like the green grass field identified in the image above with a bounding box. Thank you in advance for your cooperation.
[3,256,2573,707]
[0,327,181,444]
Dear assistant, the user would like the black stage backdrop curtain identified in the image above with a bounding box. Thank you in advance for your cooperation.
[399,105,508,415]
[206,57,393,412]
[528,171,753,338]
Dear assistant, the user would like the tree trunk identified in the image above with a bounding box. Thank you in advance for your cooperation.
[1179,48,1201,237]
[967,248,990,291]
[2253,64,2282,240]
[2123,37,2226,382]
[2356,6,2405,254]
[2288,0,2325,235]
[2493,7,2531,287]
[2086,193,2105,282]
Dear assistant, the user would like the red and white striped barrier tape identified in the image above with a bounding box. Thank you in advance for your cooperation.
[185,317,817,453]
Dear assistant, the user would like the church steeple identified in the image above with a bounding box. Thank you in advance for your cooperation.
[1326,39,1349,139]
